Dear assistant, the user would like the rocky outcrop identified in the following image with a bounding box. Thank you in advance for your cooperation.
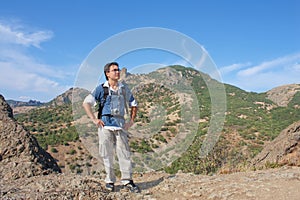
[0,95,13,119]
[48,88,73,107]
[252,120,300,168]
[0,94,61,180]
[266,84,300,107]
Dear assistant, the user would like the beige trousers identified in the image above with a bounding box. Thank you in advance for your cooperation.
[98,127,132,184]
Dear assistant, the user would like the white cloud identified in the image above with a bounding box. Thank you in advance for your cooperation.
[0,61,68,92]
[237,53,300,77]
[0,48,68,79]
[291,62,300,71]
[0,20,73,101]
[19,96,33,101]
[219,62,252,75]
[221,53,300,92]
[0,21,53,48]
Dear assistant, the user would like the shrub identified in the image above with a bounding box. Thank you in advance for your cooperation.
[50,147,58,153]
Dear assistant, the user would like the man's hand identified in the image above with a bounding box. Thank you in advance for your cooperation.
[82,102,104,128]
[124,106,137,130]
[93,118,105,127]
[124,120,134,130]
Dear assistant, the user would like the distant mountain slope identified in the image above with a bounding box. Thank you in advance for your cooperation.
[7,99,45,115]
[7,99,45,108]
[7,87,80,109]
[13,65,300,175]
[1,93,300,200]
[46,87,73,106]
[266,84,300,107]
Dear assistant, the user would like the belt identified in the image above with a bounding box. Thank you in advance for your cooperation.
[102,114,125,120]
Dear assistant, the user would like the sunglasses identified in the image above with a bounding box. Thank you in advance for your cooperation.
[109,68,120,72]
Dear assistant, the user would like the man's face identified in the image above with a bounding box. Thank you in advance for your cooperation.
[106,64,120,81]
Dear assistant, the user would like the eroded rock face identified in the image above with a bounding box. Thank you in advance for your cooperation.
[252,120,300,168]
[0,94,61,180]
[266,84,300,107]
[0,95,13,119]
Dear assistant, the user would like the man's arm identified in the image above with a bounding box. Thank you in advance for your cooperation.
[130,106,138,123]
[82,95,104,127]
[124,106,137,130]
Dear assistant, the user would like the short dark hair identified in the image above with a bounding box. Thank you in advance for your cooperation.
[104,62,119,80]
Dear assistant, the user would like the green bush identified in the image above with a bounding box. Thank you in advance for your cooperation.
[50,147,58,153]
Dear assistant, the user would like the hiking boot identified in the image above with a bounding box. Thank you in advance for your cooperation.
[123,180,140,193]
[105,183,115,192]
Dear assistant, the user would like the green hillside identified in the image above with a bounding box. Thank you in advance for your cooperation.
[15,65,300,175]
[16,104,78,149]
[164,66,300,174]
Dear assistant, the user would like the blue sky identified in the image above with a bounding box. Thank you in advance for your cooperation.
[0,0,299,102]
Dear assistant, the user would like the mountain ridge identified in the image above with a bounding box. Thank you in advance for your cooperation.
[1,65,300,199]
[1,93,300,199]
[7,67,300,110]
[7,99,45,108]
[11,65,300,175]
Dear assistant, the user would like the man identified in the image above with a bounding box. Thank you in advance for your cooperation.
[82,62,140,193]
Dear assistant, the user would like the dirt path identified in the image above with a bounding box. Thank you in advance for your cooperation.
[131,166,300,200]
[1,166,300,199]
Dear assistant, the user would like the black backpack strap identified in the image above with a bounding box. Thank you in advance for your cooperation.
[122,86,129,115]
[97,83,109,119]
[120,81,129,115]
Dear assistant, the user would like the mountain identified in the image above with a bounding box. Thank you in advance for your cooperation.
[119,66,300,173]
[6,87,81,108]
[266,84,300,107]
[7,99,45,115]
[1,93,300,199]
[7,99,45,108]
[47,87,73,107]
[11,65,300,176]
[7,87,81,112]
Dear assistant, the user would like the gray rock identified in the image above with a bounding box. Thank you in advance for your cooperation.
[252,120,300,168]
[0,94,61,181]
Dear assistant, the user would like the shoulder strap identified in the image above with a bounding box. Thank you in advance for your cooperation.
[102,83,109,100]
[122,86,129,115]
[97,83,109,119]
[98,83,129,118]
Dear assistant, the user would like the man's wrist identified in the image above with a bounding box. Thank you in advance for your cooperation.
[129,119,134,125]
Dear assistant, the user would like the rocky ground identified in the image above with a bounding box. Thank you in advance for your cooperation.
[1,166,300,200]
[141,166,300,200]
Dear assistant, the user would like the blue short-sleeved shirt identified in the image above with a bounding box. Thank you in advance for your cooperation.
[84,81,137,127]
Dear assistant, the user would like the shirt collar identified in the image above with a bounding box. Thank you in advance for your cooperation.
[103,81,124,88]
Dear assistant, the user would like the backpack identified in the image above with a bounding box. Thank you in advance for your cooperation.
[97,83,128,119]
